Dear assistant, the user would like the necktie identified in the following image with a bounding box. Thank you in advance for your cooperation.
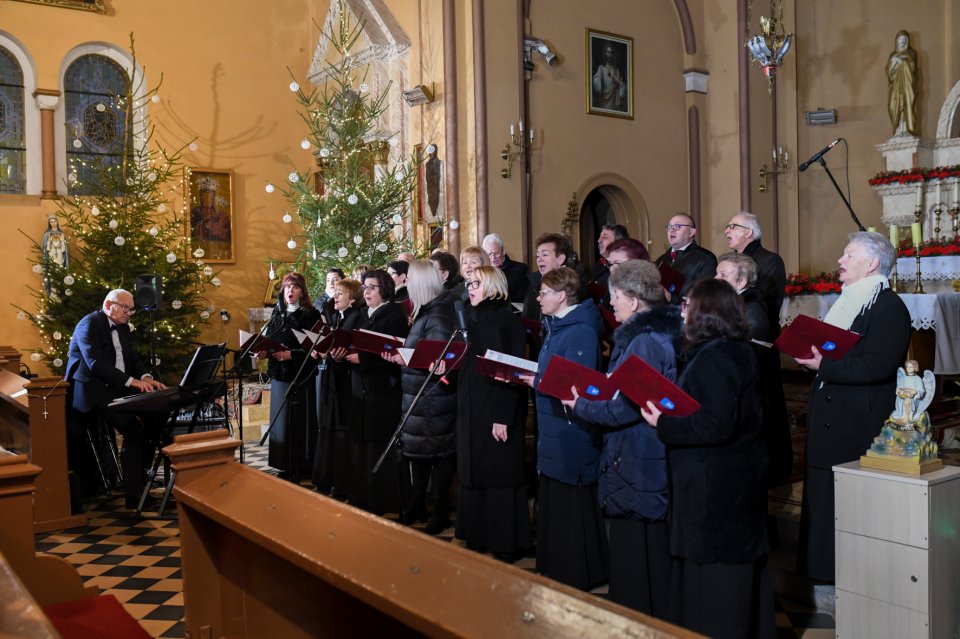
[670,250,677,261]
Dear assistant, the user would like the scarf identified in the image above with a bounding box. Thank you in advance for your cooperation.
[823,274,888,330]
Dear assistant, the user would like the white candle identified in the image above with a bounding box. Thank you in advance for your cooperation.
[916,184,923,208]
[954,180,959,206]
[510,123,515,136]
[519,119,524,133]
[529,128,535,143]
[936,181,941,206]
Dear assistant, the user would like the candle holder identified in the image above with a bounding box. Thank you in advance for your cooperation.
[890,261,899,293]
[914,204,923,226]
[932,203,946,242]
[913,244,924,294]
[500,124,537,179]
[951,204,960,242]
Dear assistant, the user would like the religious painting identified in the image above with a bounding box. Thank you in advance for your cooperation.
[185,168,235,264]
[586,29,633,119]
[263,263,295,306]
[419,143,444,224]
[10,0,105,12]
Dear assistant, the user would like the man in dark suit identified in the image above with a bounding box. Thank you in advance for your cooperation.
[724,211,786,331]
[585,223,628,293]
[66,289,165,508]
[655,213,717,298]
[482,233,529,303]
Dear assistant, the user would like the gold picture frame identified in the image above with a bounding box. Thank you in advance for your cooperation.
[10,0,105,13]
[185,167,236,264]
[586,29,634,120]
[262,263,295,306]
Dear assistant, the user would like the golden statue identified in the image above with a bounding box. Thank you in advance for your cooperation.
[887,30,918,137]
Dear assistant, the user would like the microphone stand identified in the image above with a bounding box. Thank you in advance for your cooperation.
[228,314,273,462]
[372,326,464,474]
[259,329,324,448]
[815,158,866,232]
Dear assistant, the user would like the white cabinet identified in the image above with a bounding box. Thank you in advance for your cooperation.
[834,462,960,639]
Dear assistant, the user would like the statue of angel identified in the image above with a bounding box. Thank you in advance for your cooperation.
[888,360,935,429]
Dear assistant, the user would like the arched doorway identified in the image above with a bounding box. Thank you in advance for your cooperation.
[578,189,617,267]
[572,174,649,270]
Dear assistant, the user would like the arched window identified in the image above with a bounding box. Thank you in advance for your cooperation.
[63,54,131,196]
[0,45,26,194]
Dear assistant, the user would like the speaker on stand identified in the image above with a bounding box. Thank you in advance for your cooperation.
[135,274,163,374]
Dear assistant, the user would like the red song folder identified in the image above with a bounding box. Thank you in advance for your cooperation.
[350,328,406,356]
[773,314,861,360]
[474,349,539,384]
[239,329,288,355]
[537,356,616,402]
[587,281,607,302]
[609,354,701,417]
[397,340,470,370]
[658,262,686,297]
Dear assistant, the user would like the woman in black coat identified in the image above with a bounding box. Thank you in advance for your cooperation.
[385,261,459,534]
[260,272,322,483]
[641,278,773,638]
[347,269,410,516]
[312,278,363,497]
[454,266,531,559]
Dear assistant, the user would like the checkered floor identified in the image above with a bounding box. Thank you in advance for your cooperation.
[35,441,834,638]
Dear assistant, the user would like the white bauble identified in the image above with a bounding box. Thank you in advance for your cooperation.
[265,182,275,193]
[193,248,205,258]
[30,352,41,362]
[347,194,359,205]
[449,219,460,230]
[377,243,388,253]
[53,358,63,368]
[392,214,403,225]
[203,266,214,276]
[114,236,125,246]
[32,264,43,274]
[53,331,62,340]
[108,219,118,229]
[211,277,221,287]
[149,227,158,236]
[282,213,293,223]
[65,289,73,296]
[147,172,157,182]
[287,238,297,249]
[63,275,75,285]
[91,205,100,216]
[394,171,403,181]
[359,83,369,93]
[96,103,106,112]
[289,81,300,92]
[189,142,198,152]
[72,139,82,149]
[16,311,26,321]
[151,95,160,103]
[200,310,210,319]
[319,148,330,158]
[166,252,177,263]
[337,246,349,258]
[171,300,183,310]
[353,235,363,245]
[300,138,311,150]
[158,203,167,213]
[288,172,299,183]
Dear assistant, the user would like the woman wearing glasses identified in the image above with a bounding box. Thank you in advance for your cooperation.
[640,278,772,637]
[260,272,323,483]
[347,269,410,515]
[384,261,459,534]
[518,266,607,590]
[454,266,531,560]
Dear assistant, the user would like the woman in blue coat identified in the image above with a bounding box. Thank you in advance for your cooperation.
[561,260,680,616]
[519,266,606,590]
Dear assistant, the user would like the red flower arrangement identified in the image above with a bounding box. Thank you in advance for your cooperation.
[897,238,960,257]
[869,165,960,186]
[785,271,842,296]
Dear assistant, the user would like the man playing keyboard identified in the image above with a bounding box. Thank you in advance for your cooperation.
[65,289,166,508]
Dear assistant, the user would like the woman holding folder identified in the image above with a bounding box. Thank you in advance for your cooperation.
[455,266,532,560]
[560,260,680,616]
[520,266,607,590]
[641,278,772,638]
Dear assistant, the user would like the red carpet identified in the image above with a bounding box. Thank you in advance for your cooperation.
[44,594,151,639]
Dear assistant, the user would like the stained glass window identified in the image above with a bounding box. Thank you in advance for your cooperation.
[64,54,131,195]
[0,46,26,195]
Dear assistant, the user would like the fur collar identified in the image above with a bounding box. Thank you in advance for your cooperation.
[613,304,682,349]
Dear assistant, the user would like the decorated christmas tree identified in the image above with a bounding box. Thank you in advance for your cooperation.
[17,42,218,377]
[272,8,417,290]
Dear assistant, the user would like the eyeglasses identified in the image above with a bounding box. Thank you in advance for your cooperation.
[664,223,693,231]
[360,284,381,292]
[725,223,749,232]
[465,280,482,290]
[536,289,562,298]
[680,298,690,310]
[112,302,136,315]
[607,259,628,267]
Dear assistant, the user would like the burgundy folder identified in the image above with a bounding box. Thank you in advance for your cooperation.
[609,355,701,417]
[520,317,542,342]
[587,281,607,302]
[774,314,861,360]
[239,330,287,356]
[310,328,353,354]
[658,262,687,297]
[350,328,406,356]
[597,304,621,336]
[399,340,470,370]
[474,351,538,384]
[537,356,616,402]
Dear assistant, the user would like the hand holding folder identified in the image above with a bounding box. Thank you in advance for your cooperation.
[537,356,617,401]
[474,349,538,384]
[609,355,700,417]
[774,314,860,360]
[350,328,406,356]
[396,340,469,370]
[239,329,288,356]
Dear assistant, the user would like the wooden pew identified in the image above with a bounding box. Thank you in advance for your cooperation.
[167,430,702,639]
[0,345,22,374]
[0,371,86,532]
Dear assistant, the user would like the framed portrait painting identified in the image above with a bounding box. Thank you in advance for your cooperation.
[185,168,236,264]
[586,29,633,119]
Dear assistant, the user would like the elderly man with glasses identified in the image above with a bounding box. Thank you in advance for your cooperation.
[65,289,166,509]
[724,211,786,331]
[654,213,717,298]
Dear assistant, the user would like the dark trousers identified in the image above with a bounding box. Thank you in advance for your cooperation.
[798,464,836,581]
[408,454,455,522]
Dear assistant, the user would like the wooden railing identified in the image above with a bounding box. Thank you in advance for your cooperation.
[166,430,701,639]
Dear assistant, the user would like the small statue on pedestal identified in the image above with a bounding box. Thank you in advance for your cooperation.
[861,359,941,475]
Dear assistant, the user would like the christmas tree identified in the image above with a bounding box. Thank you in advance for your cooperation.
[17,40,217,377]
[272,8,417,290]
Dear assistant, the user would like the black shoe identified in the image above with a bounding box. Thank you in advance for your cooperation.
[493,551,520,564]
[423,512,450,535]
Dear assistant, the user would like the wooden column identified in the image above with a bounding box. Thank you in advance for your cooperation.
[443,0,461,255]
[33,90,61,200]
[472,0,489,244]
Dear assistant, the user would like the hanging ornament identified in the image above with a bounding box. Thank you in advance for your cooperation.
[151,94,160,103]
[449,219,460,230]
[394,171,404,181]
[149,227,158,236]
[16,311,26,321]
[288,172,300,183]
[32,264,43,274]
[72,139,82,149]
[287,238,297,249]
[166,252,177,263]
[392,214,403,225]
[300,138,311,150]
[108,219,118,229]
[91,205,100,216]
[171,300,183,310]
[203,266,214,276]
[68,172,78,183]
[189,142,198,152]
[53,331,62,340]
[319,148,331,158]
[359,83,369,93]
[128,322,136,332]
[338,246,349,258]
[348,194,359,205]
[96,103,106,112]
[30,352,42,362]
[147,171,157,182]
[265,182,276,193]
[63,275,75,285]
[316,213,322,227]
[65,289,73,296]
[282,213,293,224]
[312,244,318,259]
[377,242,388,253]
[289,81,300,92]
[268,263,276,280]
[200,310,210,319]
[353,235,363,245]
[211,277,222,287]
[193,248,205,258]
[114,236,125,246]
[53,358,63,368]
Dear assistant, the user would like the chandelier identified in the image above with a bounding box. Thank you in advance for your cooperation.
[745,0,793,95]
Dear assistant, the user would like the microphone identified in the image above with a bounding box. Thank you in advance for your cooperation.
[799,138,842,172]
[453,299,468,341]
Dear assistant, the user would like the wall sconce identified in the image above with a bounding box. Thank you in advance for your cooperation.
[402,84,434,107]
[501,120,536,179]
[758,145,789,192]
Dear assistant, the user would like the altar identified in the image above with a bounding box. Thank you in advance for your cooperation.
[780,285,960,375]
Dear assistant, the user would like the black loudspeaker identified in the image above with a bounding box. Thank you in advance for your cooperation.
[135,274,162,310]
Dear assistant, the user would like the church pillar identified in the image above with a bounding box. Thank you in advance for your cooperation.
[33,89,61,200]
[443,0,461,255]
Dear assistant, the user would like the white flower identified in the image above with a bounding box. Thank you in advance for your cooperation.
[282,213,293,224]
[288,172,300,183]
[359,83,369,93]
[200,311,210,319]
[194,248,205,258]
[347,194,359,205]
[149,227,158,237]
[32,264,44,274]
[353,235,363,245]
[53,331,62,340]
[337,246,349,258]
[63,275,75,285]
[188,142,198,152]
[449,219,460,230]
[158,203,167,213]
[211,277,221,287]
[300,138,311,150]
[147,172,157,182]
[30,352,42,362]
[171,300,183,310]
[53,358,63,368]
[319,148,330,158]
[377,243,388,252]
[166,252,177,263]
[16,311,26,321]
[91,205,100,216]
[151,95,160,103]
[287,238,297,249]
[289,81,300,92]
[265,182,275,193]
[72,139,82,149]
[108,219,118,229]
[392,214,403,224]
[203,266,214,276]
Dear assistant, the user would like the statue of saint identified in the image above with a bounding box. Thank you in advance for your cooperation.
[866,360,938,461]
[887,30,918,137]
[41,215,69,270]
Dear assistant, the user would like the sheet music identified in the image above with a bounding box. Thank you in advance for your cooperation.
[397,348,415,365]
[482,349,538,372]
